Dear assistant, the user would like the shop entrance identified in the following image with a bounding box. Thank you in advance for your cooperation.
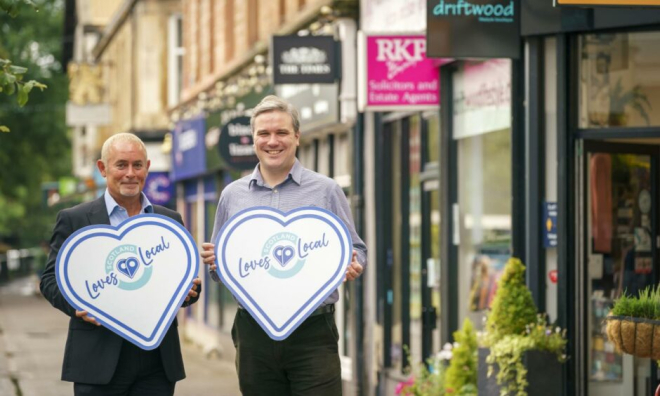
[582,141,659,396]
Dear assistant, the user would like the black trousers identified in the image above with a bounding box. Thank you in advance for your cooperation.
[73,341,175,396]
[232,308,342,396]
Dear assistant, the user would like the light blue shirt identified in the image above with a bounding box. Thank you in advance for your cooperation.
[104,189,153,227]
[210,159,367,306]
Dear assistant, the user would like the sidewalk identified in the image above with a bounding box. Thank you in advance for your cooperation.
[0,276,240,396]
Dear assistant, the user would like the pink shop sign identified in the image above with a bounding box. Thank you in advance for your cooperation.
[360,34,443,111]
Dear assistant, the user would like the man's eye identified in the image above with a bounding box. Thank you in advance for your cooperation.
[134,164,143,169]
[116,164,126,169]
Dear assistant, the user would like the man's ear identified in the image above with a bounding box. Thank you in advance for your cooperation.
[97,159,107,177]
[146,159,151,172]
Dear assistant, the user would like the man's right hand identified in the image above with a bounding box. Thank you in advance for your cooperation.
[201,242,216,272]
[75,310,101,326]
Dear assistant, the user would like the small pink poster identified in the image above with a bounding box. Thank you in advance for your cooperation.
[364,35,441,110]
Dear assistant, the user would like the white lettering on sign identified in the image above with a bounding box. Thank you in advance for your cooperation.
[375,38,426,62]
[227,123,252,137]
[178,129,197,152]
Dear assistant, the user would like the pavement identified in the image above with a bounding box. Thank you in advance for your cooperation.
[0,276,241,396]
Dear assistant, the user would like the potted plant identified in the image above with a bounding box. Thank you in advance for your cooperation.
[606,285,660,359]
[396,319,478,396]
[479,257,568,396]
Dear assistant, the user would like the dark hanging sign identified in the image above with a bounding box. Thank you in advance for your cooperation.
[426,0,521,59]
[271,35,340,84]
[218,116,259,171]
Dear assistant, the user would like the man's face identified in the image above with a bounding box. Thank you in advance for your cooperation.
[97,140,150,201]
[253,110,300,175]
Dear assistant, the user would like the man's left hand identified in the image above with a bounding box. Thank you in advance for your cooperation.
[185,277,202,302]
[344,250,363,282]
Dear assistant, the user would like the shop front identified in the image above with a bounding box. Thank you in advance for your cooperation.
[522,1,660,395]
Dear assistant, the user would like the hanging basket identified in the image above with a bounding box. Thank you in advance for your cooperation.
[605,315,660,359]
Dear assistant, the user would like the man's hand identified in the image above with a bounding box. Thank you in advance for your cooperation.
[185,277,202,302]
[75,310,101,326]
[344,250,363,282]
[201,242,216,272]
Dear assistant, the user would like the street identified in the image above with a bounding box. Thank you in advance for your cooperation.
[0,276,241,396]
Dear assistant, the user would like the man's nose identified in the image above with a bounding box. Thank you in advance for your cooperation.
[267,134,279,145]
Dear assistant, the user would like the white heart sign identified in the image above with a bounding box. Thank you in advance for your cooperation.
[214,206,352,340]
[56,214,199,350]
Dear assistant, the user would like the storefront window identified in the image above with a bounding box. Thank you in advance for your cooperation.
[579,31,660,129]
[453,59,512,330]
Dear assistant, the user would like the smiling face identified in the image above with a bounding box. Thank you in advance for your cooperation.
[253,110,300,182]
[97,140,150,205]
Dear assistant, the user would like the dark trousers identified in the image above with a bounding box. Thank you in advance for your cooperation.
[73,341,175,396]
[232,308,342,396]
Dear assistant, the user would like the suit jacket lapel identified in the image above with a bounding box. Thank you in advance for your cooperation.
[87,196,110,226]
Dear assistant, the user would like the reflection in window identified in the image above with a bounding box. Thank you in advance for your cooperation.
[579,32,660,129]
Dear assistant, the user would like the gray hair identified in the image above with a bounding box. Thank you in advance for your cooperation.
[250,95,300,134]
[100,133,148,164]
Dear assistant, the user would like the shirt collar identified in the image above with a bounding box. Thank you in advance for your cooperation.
[104,189,154,216]
[249,159,302,189]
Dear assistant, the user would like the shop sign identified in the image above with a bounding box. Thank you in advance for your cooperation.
[359,34,440,111]
[272,36,339,85]
[548,269,558,284]
[426,0,521,59]
[556,0,660,5]
[218,116,259,171]
[452,59,511,139]
[275,84,339,134]
[543,201,558,248]
[171,117,206,182]
[144,172,174,206]
[361,0,427,32]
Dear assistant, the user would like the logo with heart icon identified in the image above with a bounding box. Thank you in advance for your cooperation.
[56,214,199,350]
[215,206,352,340]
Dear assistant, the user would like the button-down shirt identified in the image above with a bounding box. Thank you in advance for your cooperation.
[104,189,153,227]
[210,159,367,305]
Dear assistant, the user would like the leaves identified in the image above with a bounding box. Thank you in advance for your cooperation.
[0,0,38,17]
[0,0,70,246]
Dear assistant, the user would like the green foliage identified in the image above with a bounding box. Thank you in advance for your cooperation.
[483,258,568,396]
[0,0,37,17]
[445,319,478,395]
[0,0,70,246]
[397,349,447,396]
[486,315,568,396]
[0,0,46,131]
[485,258,538,345]
[611,285,660,320]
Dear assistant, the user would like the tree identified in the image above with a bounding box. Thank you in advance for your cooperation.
[0,0,70,246]
[0,0,47,132]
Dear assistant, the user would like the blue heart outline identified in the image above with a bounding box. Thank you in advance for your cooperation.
[55,214,198,350]
[214,206,352,340]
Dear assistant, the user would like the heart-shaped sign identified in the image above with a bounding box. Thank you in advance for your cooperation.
[56,214,199,350]
[214,206,352,340]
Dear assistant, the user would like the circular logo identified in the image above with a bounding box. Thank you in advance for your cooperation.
[261,232,305,279]
[105,244,152,290]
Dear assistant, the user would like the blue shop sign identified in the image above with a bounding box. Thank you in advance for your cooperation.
[144,171,174,206]
[171,117,206,181]
[543,201,558,248]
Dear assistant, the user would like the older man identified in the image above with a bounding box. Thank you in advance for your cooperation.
[201,95,367,396]
[40,133,201,396]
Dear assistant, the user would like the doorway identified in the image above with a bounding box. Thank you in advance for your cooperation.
[582,141,659,396]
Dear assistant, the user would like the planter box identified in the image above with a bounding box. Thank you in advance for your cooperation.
[478,348,562,396]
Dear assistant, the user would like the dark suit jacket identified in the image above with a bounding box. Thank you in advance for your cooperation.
[40,196,200,384]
